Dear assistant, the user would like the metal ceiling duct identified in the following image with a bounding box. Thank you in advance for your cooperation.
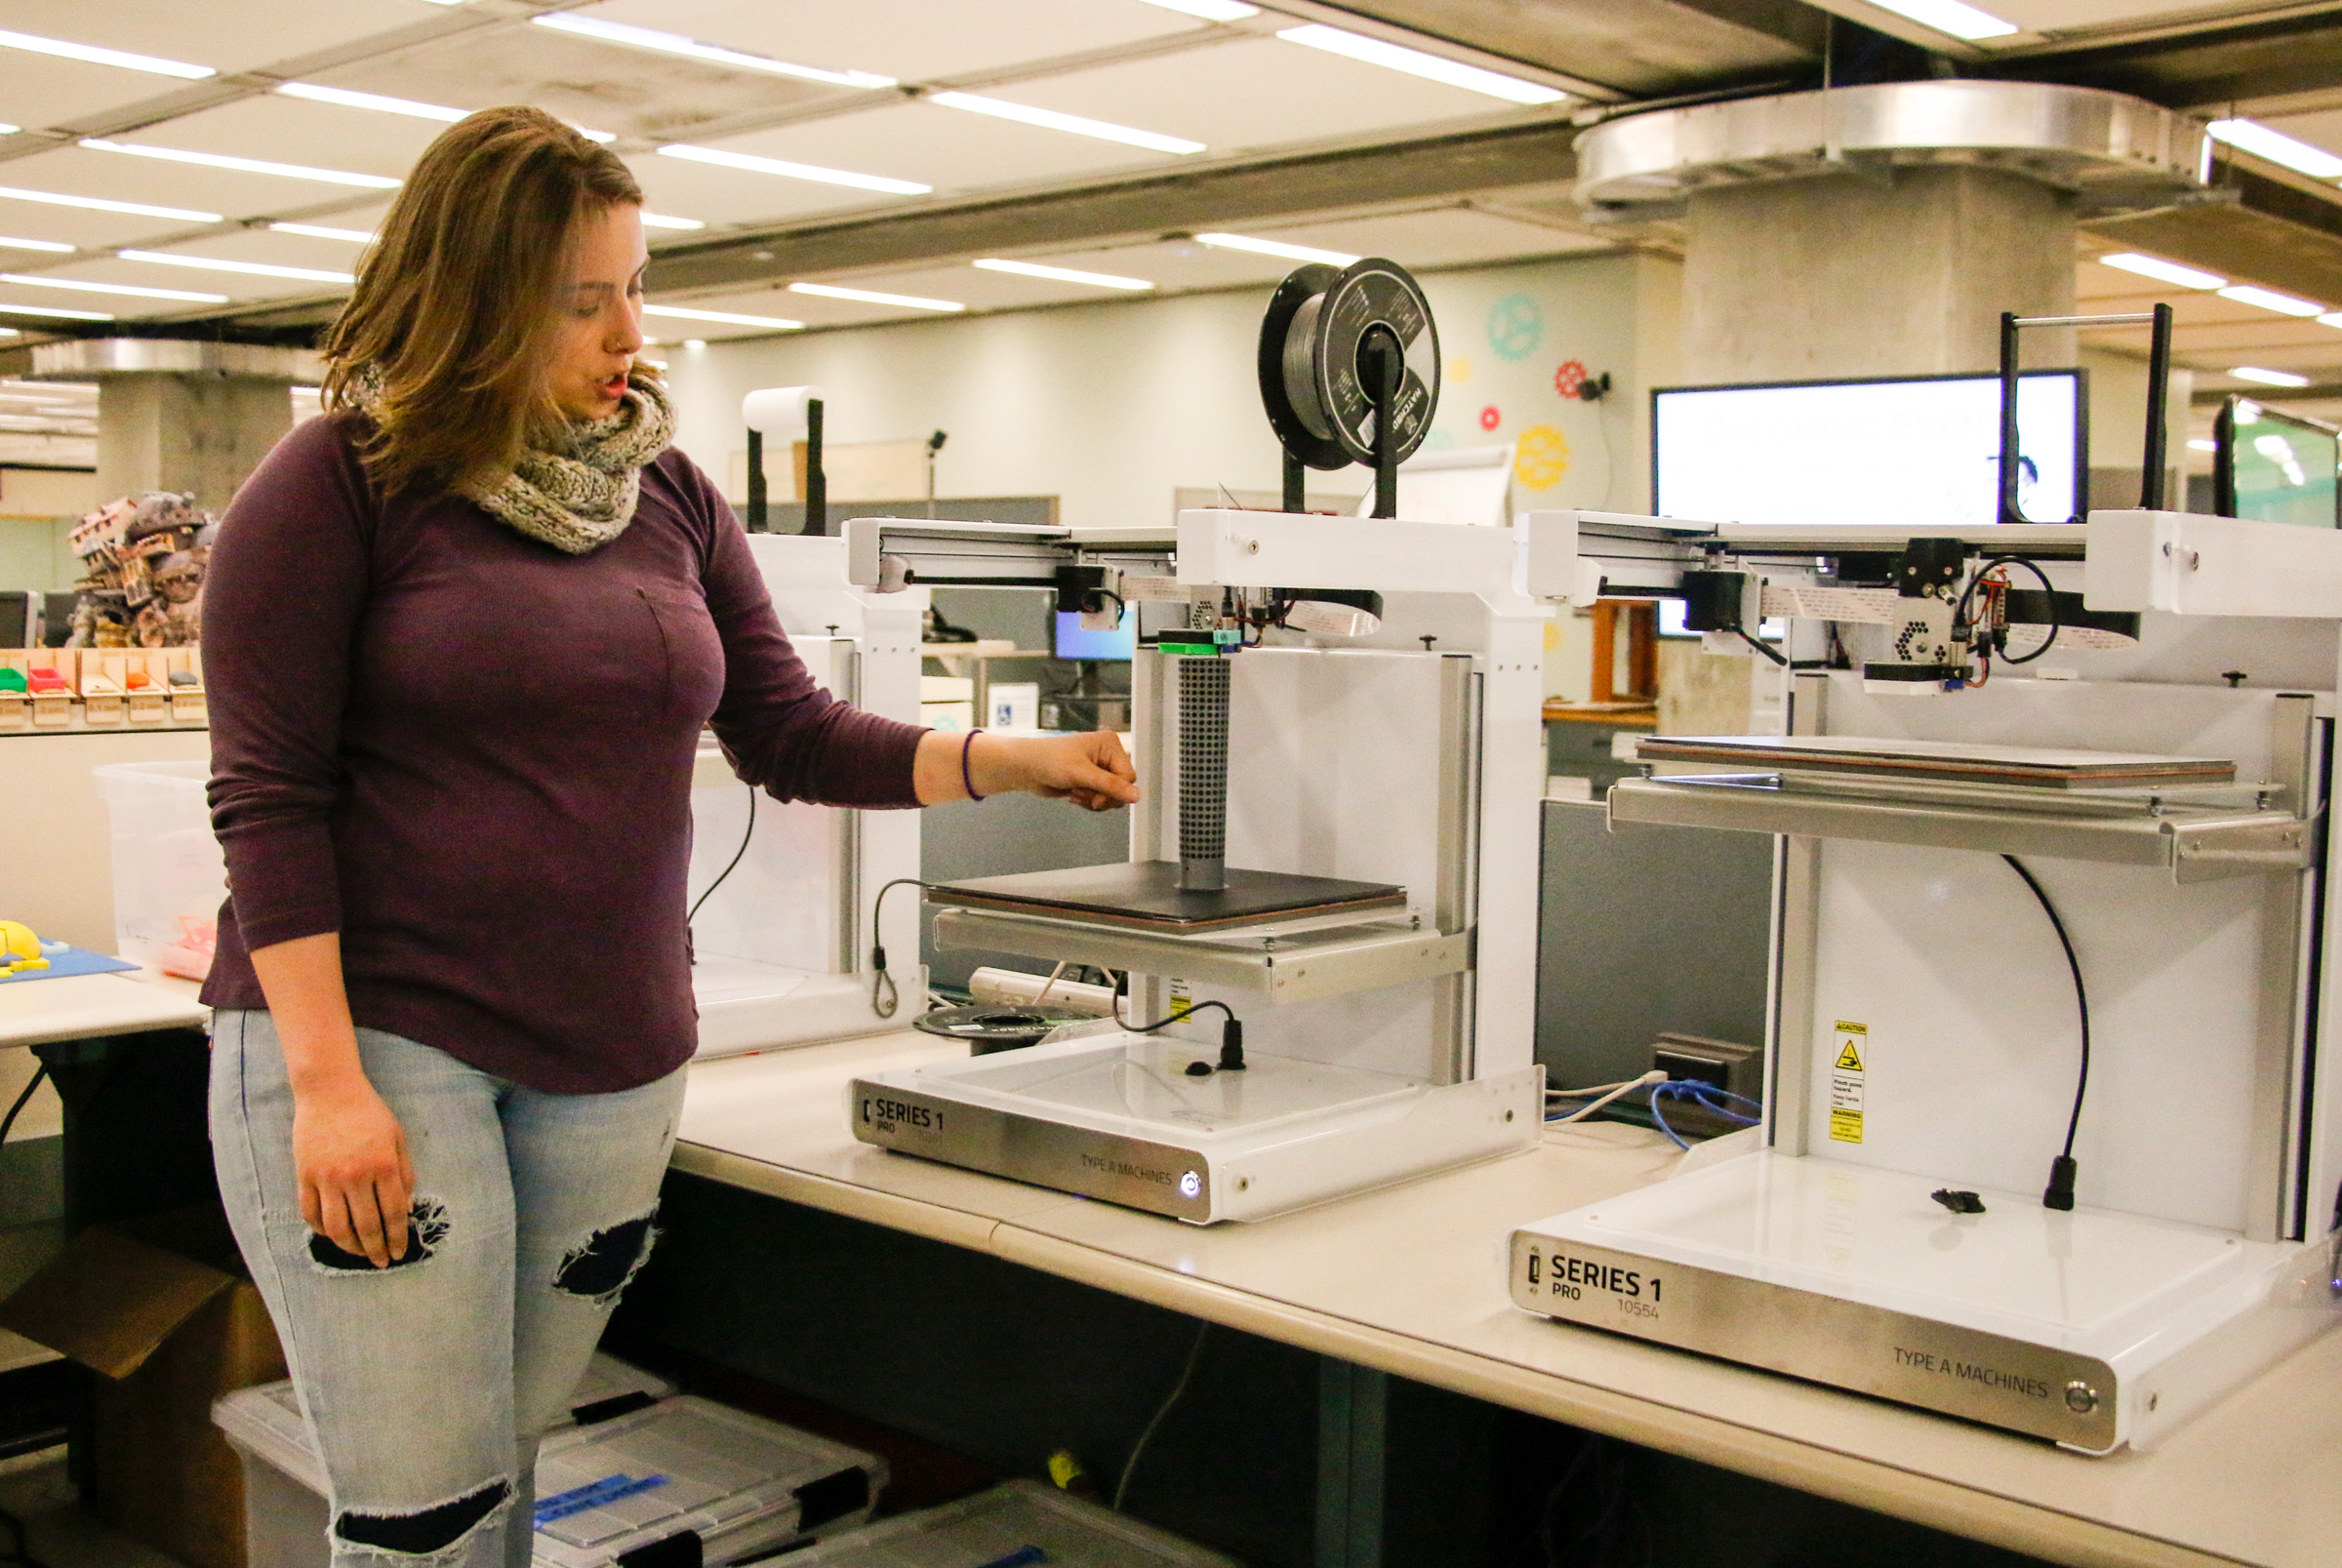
[1574,79,2210,224]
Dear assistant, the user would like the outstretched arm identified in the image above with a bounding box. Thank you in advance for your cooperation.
[912,729,1140,810]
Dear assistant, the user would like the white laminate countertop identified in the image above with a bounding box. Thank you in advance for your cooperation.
[676,1034,2342,1568]
[0,968,208,1049]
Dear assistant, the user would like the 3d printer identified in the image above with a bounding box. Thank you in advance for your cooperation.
[1509,305,2342,1453]
[839,260,1548,1222]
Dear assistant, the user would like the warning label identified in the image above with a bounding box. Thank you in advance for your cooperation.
[1829,1021,1867,1144]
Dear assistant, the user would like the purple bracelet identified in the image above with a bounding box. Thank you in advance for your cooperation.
[961,728,986,801]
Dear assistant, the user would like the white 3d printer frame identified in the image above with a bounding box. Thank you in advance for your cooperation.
[836,511,1549,1222]
[1508,507,2342,1454]
[686,533,926,1058]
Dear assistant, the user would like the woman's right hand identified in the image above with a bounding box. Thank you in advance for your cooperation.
[291,1071,415,1267]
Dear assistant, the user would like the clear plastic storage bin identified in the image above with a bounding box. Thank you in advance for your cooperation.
[775,1480,1240,1568]
[216,1360,882,1568]
[92,758,223,977]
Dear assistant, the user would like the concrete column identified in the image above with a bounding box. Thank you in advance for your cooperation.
[95,373,298,508]
[28,340,319,509]
[1682,165,2077,383]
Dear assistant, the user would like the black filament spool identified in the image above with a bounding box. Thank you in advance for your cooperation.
[1257,258,1440,474]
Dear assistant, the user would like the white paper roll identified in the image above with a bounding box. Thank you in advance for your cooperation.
[741,384,825,434]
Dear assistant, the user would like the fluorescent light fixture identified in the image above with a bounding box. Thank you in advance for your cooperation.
[642,303,803,330]
[1274,24,1565,105]
[2319,312,2342,330]
[0,301,113,320]
[2098,252,2225,290]
[269,222,376,244]
[276,82,463,122]
[1194,230,1359,266]
[0,26,214,79]
[2219,284,2326,317]
[974,258,1153,291]
[1856,0,2019,39]
[2187,439,2218,452]
[2231,366,2312,387]
[1134,0,1260,17]
[928,92,1203,155]
[684,339,707,349]
[116,250,356,285]
[0,124,16,136]
[532,15,894,90]
[81,139,402,190]
[789,281,964,311]
[0,185,221,223]
[2206,118,2342,181]
[657,143,929,195]
[571,126,618,144]
[640,213,707,231]
[0,273,225,302]
[0,329,18,338]
[0,235,72,254]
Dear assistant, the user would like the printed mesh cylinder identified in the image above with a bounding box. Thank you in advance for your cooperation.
[1178,655,1229,892]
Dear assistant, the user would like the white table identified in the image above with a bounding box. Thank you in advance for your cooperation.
[676,1033,2342,1568]
[0,969,207,1052]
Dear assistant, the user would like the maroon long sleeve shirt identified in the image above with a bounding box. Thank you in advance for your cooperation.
[200,413,927,1092]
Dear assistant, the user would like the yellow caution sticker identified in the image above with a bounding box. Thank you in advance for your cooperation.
[1829,1021,1867,1144]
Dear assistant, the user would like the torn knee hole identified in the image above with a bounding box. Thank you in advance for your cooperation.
[552,1210,658,1301]
[309,1196,450,1273]
[334,1477,509,1557]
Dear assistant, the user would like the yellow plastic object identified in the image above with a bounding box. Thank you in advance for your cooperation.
[0,920,49,975]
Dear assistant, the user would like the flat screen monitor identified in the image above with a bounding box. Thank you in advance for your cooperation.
[1053,605,1136,661]
[1652,370,2086,529]
[2216,396,2340,528]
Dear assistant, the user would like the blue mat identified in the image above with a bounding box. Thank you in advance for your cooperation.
[0,945,141,985]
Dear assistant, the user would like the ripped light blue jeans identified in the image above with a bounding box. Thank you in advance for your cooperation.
[211,1010,686,1568]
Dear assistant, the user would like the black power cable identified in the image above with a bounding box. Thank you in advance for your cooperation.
[2003,855,2090,1210]
[1112,990,1246,1072]
[686,784,756,928]
[0,1064,47,1149]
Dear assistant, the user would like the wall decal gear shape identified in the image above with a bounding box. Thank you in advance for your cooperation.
[1486,293,1543,361]
[1554,360,1588,398]
[1514,424,1568,489]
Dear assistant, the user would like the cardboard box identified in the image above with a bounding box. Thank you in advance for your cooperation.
[0,1205,286,1568]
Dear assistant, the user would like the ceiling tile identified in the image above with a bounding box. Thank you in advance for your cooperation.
[0,1,450,80]
[2260,108,2342,159]
[0,54,201,132]
[0,142,379,226]
[319,20,862,144]
[697,99,1164,200]
[1248,208,1610,268]
[623,150,906,233]
[996,34,1547,154]
[5,253,324,304]
[576,0,1208,86]
[117,96,439,180]
[1990,0,2304,38]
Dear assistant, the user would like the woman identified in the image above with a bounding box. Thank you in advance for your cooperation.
[202,106,1135,1568]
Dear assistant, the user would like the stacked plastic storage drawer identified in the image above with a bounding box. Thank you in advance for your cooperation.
[216,1356,887,1568]
[778,1481,1241,1568]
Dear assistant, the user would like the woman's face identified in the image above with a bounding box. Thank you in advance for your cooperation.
[548,201,647,422]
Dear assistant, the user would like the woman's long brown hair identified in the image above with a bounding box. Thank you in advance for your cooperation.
[322,106,643,497]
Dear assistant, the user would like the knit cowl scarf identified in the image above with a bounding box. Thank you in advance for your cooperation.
[353,369,676,555]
